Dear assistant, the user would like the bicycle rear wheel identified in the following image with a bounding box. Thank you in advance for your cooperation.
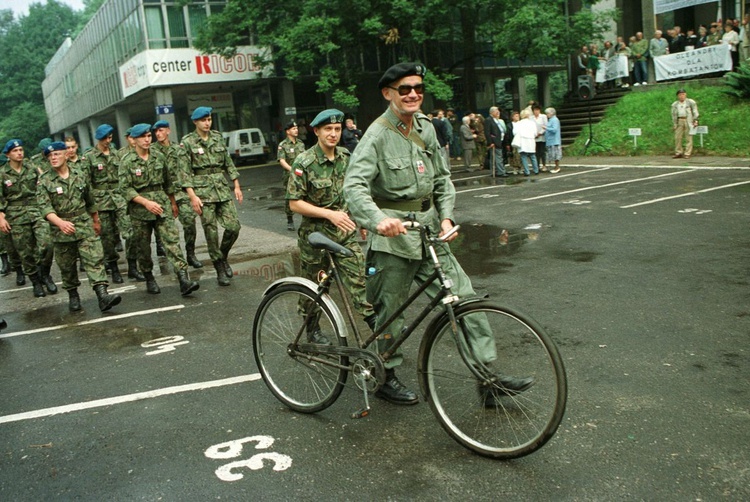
[253,283,348,413]
[419,301,567,459]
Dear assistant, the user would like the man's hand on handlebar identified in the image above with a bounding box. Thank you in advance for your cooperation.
[439,219,459,242]
[376,217,408,237]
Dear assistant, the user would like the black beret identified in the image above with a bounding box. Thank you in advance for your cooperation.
[378,62,427,89]
[284,121,297,130]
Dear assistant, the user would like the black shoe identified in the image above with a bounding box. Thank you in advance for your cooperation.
[479,375,535,407]
[30,272,46,298]
[222,258,233,278]
[15,267,25,286]
[127,259,145,281]
[0,253,9,276]
[109,261,123,284]
[213,261,230,286]
[306,329,331,345]
[143,272,161,294]
[375,370,419,405]
[156,241,166,257]
[185,246,203,268]
[93,284,121,312]
[40,265,58,294]
[67,288,82,312]
[177,269,200,296]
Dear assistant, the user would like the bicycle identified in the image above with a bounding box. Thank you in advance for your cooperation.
[252,218,567,459]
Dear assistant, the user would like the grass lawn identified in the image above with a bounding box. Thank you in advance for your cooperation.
[566,80,750,157]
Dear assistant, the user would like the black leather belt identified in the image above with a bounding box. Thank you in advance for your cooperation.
[57,209,86,219]
[194,168,223,175]
[373,196,432,212]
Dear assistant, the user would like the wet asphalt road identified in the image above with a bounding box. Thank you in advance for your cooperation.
[1,160,749,500]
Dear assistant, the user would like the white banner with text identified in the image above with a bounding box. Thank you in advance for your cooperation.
[653,44,732,81]
[653,0,717,15]
[595,55,629,83]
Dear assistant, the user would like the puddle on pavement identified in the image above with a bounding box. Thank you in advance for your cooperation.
[452,174,531,188]
[450,223,541,275]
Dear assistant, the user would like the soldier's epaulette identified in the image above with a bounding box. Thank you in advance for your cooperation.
[336,146,350,157]
[298,153,315,169]
[415,112,430,121]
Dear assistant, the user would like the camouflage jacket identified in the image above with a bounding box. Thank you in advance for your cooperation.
[37,167,98,243]
[119,148,174,221]
[79,146,125,211]
[178,130,239,203]
[0,159,43,225]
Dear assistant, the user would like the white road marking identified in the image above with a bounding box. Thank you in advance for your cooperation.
[0,374,262,424]
[455,168,610,195]
[522,170,692,201]
[620,180,750,208]
[0,305,186,339]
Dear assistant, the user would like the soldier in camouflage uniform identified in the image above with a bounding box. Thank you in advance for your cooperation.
[151,120,202,269]
[64,136,82,172]
[79,124,141,284]
[179,106,243,286]
[36,142,121,313]
[118,123,200,297]
[0,140,57,297]
[277,120,305,231]
[287,109,376,344]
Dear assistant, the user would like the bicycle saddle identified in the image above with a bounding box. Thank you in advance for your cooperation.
[308,232,354,257]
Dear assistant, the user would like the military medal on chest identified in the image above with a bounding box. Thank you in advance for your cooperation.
[416,160,425,174]
[135,168,142,177]
[97,163,104,171]
[56,187,63,194]
[197,147,205,155]
[4,180,12,187]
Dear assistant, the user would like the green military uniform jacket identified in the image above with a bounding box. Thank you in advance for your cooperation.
[343,107,456,261]
[37,167,98,243]
[119,149,174,221]
[0,159,43,225]
[287,144,350,219]
[152,142,189,201]
[179,129,239,203]
[277,137,306,165]
[79,146,123,211]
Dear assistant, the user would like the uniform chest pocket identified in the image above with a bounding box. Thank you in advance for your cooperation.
[309,178,333,202]
[383,156,416,190]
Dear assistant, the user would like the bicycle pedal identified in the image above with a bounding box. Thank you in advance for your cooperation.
[351,408,370,419]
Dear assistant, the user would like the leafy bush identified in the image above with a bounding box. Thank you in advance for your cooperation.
[723,63,750,99]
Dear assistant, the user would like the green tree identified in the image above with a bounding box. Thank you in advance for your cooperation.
[0,1,80,146]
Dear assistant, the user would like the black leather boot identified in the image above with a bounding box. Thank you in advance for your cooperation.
[143,272,161,294]
[177,269,200,296]
[15,266,25,286]
[93,284,121,312]
[0,253,9,275]
[30,272,46,298]
[221,255,233,278]
[127,259,145,281]
[68,288,82,312]
[185,244,203,268]
[375,369,419,405]
[109,261,123,284]
[156,240,166,257]
[213,260,230,286]
[40,265,58,294]
[287,215,295,231]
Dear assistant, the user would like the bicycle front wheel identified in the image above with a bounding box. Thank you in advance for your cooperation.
[253,283,348,413]
[419,302,567,459]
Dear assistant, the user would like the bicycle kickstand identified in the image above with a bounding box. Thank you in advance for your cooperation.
[351,373,371,419]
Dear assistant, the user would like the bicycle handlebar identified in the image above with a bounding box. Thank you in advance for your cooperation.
[402,217,460,244]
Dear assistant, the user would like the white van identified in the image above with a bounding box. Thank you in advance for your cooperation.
[223,128,269,165]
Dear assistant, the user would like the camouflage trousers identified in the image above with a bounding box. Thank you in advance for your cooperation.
[99,206,134,263]
[175,196,198,247]
[282,172,293,217]
[298,220,374,320]
[131,216,187,274]
[0,231,21,269]
[54,236,108,290]
[8,219,54,275]
[198,200,240,261]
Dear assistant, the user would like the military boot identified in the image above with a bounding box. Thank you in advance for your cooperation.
[177,269,200,296]
[29,272,46,298]
[185,243,203,269]
[287,215,295,232]
[67,288,82,312]
[156,240,166,257]
[213,260,230,286]
[221,255,233,278]
[143,272,161,294]
[0,253,9,276]
[127,259,145,281]
[109,261,123,284]
[40,265,58,294]
[93,284,121,312]
[15,267,25,286]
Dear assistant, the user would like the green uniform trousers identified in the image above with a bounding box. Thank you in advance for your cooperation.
[198,200,240,261]
[366,247,497,369]
[9,219,53,275]
[54,236,108,290]
[99,205,134,263]
[131,216,188,274]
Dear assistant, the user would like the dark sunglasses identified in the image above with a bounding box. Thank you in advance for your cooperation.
[388,83,425,96]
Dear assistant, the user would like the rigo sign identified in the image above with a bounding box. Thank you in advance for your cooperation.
[119,46,273,98]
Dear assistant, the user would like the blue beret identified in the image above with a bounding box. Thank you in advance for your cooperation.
[378,62,427,89]
[310,109,345,128]
[191,106,212,120]
[152,120,170,130]
[125,127,132,137]
[37,138,53,151]
[43,141,67,157]
[130,123,152,138]
[95,124,114,140]
[2,139,23,154]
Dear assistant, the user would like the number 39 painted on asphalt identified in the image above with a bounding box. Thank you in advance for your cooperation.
[204,436,292,481]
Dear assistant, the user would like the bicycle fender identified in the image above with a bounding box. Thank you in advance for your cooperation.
[261,277,350,339]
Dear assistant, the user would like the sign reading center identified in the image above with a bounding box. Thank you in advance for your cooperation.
[119,46,273,98]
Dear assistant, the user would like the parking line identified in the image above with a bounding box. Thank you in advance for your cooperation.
[0,374,261,425]
[0,305,186,339]
[522,170,692,201]
[455,168,610,195]
[620,180,750,208]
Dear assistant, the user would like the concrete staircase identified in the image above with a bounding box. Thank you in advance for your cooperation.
[557,86,631,146]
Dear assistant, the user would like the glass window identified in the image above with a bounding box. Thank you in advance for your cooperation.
[188,5,208,39]
[167,6,189,48]
[145,6,167,49]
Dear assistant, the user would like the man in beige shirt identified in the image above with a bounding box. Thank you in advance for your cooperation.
[671,89,699,159]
